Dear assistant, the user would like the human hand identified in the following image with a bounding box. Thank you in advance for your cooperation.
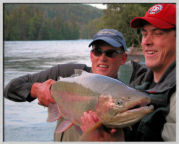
[81,126,124,141]
[80,110,124,141]
[80,110,99,132]
[31,79,56,107]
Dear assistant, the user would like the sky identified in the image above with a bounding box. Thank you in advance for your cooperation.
[88,4,107,9]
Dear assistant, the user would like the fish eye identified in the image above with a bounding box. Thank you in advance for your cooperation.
[116,100,123,105]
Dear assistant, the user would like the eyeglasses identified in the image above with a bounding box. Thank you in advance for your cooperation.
[91,48,124,58]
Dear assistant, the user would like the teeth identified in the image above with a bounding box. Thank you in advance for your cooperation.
[99,65,108,68]
[147,51,155,54]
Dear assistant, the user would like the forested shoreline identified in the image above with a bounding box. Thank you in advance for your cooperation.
[4,4,102,40]
[4,3,154,48]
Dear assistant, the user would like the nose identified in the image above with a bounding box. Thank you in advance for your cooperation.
[99,53,107,61]
[141,34,153,46]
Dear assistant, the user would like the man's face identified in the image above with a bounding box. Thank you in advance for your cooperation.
[141,24,176,72]
[90,45,127,78]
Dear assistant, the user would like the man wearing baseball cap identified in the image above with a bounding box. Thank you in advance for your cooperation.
[128,3,176,141]
[130,3,176,29]
[88,29,127,78]
[4,28,128,141]
[80,3,176,141]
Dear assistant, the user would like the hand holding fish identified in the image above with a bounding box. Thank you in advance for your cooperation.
[80,110,125,141]
[80,110,99,132]
[31,79,56,106]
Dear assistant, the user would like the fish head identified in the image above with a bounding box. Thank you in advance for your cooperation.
[96,93,154,128]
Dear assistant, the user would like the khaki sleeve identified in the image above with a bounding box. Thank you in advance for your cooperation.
[162,92,176,141]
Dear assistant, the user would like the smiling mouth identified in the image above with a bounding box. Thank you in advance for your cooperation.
[145,50,157,55]
[98,64,109,68]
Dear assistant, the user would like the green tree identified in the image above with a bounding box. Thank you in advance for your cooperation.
[83,3,154,48]
[4,4,102,40]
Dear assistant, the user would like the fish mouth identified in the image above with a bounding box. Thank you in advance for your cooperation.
[104,105,154,128]
[130,96,151,107]
[104,103,154,128]
[102,97,154,128]
[96,95,154,128]
[128,104,141,110]
[114,96,152,113]
[125,104,154,114]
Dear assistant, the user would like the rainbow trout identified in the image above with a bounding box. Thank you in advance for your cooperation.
[47,70,153,140]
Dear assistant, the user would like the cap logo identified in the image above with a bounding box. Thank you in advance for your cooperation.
[148,4,163,14]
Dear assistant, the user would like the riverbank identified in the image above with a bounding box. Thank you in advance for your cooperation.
[126,47,143,56]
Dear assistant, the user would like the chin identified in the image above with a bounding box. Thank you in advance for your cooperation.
[98,72,107,76]
[97,72,109,77]
[146,63,158,70]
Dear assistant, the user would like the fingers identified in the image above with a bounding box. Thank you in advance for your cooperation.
[80,113,87,132]
[80,110,125,141]
[46,79,56,104]
[81,126,124,141]
[85,112,94,124]
[84,111,98,125]
[80,111,99,132]
[110,128,116,134]
[34,79,56,107]
[89,110,99,122]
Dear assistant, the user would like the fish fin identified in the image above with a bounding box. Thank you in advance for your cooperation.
[55,120,73,133]
[58,69,85,80]
[80,121,103,141]
[68,69,84,78]
[74,69,88,76]
[47,103,62,122]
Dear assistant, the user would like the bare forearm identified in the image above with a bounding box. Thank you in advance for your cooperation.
[4,65,61,102]
[4,63,90,102]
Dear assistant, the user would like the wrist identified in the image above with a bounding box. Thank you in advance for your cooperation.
[30,83,39,98]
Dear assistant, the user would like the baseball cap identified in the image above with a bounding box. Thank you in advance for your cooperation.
[130,4,176,29]
[89,29,127,51]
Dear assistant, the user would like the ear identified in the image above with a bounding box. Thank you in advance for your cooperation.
[90,51,93,61]
[121,53,128,65]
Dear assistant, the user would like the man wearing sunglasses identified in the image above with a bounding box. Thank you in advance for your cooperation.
[80,3,176,141]
[89,29,127,79]
[4,28,128,141]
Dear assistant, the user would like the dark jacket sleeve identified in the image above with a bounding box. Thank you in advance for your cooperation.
[4,63,91,102]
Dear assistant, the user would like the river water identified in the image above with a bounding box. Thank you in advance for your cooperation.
[4,40,144,141]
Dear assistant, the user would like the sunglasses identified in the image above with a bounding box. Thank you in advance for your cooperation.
[91,48,123,58]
